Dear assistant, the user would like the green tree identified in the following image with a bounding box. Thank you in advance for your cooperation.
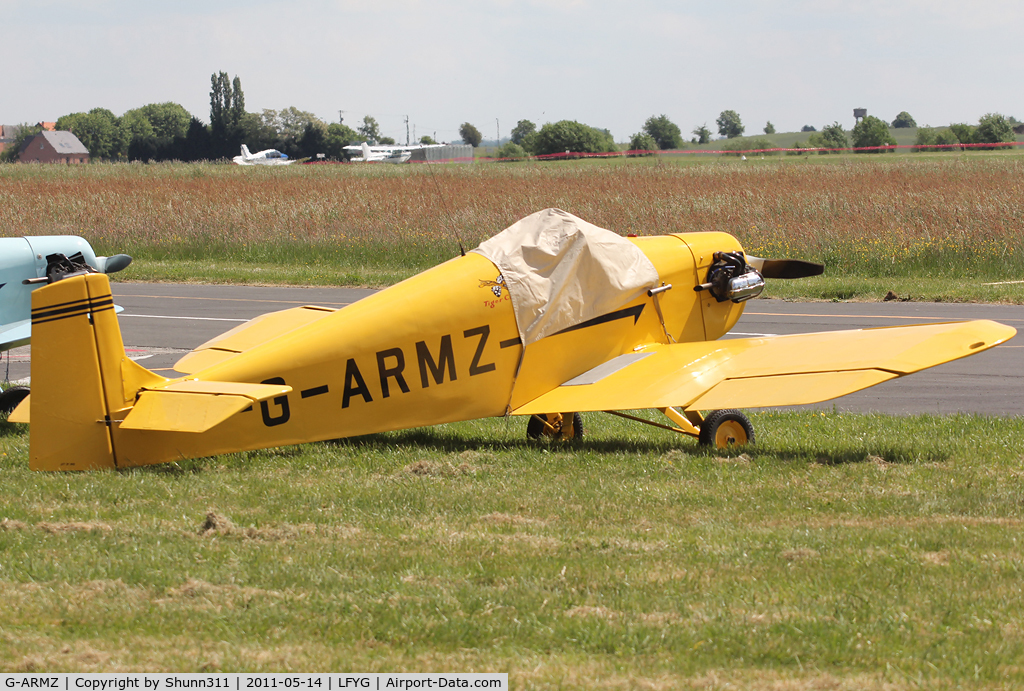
[237,112,277,152]
[56,108,122,160]
[808,122,848,153]
[642,114,683,150]
[850,115,897,152]
[419,135,437,145]
[721,136,778,156]
[495,141,527,160]
[691,124,711,144]
[912,128,961,153]
[949,123,976,146]
[179,116,213,161]
[118,109,155,157]
[510,119,536,145]
[716,110,744,138]
[764,121,776,135]
[230,76,245,128]
[123,103,195,161]
[357,116,382,143]
[296,122,327,159]
[209,71,245,156]
[324,123,360,160]
[532,120,616,156]
[209,71,232,139]
[269,107,324,140]
[801,125,816,132]
[628,132,658,156]
[133,103,191,139]
[891,111,917,128]
[975,112,1013,146]
[913,128,935,152]
[0,123,42,162]
[934,129,960,149]
[459,122,482,147]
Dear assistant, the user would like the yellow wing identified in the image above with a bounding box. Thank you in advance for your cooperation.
[513,320,1015,414]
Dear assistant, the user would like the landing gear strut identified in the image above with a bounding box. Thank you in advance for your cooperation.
[602,407,755,449]
[527,412,584,441]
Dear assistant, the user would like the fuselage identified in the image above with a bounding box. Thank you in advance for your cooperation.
[233,149,291,165]
[109,232,747,466]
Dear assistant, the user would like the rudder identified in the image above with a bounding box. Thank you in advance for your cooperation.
[28,272,164,470]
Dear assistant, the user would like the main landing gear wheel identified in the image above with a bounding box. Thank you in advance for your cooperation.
[0,386,29,417]
[527,412,584,441]
[698,409,754,449]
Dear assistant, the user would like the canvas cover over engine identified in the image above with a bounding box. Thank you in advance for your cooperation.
[472,208,660,345]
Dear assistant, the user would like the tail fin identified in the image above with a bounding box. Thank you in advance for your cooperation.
[361,142,372,160]
[241,144,252,158]
[24,271,295,470]
[26,272,165,470]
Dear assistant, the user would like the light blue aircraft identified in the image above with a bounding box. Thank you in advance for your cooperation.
[0,236,131,413]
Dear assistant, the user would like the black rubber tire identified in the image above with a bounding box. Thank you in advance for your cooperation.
[527,412,584,441]
[566,412,584,440]
[698,409,754,448]
[0,386,30,417]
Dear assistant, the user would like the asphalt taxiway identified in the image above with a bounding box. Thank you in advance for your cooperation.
[3,284,1020,416]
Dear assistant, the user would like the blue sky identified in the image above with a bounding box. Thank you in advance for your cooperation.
[5,0,1022,142]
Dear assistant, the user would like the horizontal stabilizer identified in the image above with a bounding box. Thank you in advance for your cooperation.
[515,320,1015,414]
[175,306,336,373]
[120,380,292,433]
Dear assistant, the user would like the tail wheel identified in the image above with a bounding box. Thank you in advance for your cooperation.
[0,386,30,417]
[698,409,754,448]
[527,412,584,441]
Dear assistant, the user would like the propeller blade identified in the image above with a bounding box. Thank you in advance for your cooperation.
[746,256,824,279]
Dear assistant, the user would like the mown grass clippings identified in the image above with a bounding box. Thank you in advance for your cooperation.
[0,410,1023,686]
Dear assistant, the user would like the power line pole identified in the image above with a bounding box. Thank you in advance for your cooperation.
[496,118,500,145]
[405,115,410,145]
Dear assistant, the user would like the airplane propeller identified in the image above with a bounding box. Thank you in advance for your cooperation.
[745,256,824,280]
[696,252,825,303]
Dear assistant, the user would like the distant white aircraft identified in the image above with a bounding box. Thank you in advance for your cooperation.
[344,142,422,164]
[233,144,293,166]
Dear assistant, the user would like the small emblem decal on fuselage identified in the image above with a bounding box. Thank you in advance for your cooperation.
[479,274,510,308]
[480,274,505,297]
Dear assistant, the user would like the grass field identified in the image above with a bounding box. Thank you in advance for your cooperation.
[1,155,1023,301]
[1,155,1022,685]
[2,411,1024,687]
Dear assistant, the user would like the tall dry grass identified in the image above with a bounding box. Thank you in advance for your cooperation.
[1,157,1021,279]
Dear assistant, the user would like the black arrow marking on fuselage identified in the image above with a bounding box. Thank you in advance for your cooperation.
[551,304,646,337]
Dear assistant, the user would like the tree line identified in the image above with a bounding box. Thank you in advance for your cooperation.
[2,72,1018,163]
[1,73,409,163]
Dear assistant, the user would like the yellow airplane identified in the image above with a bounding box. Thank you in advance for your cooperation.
[10,209,1016,471]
